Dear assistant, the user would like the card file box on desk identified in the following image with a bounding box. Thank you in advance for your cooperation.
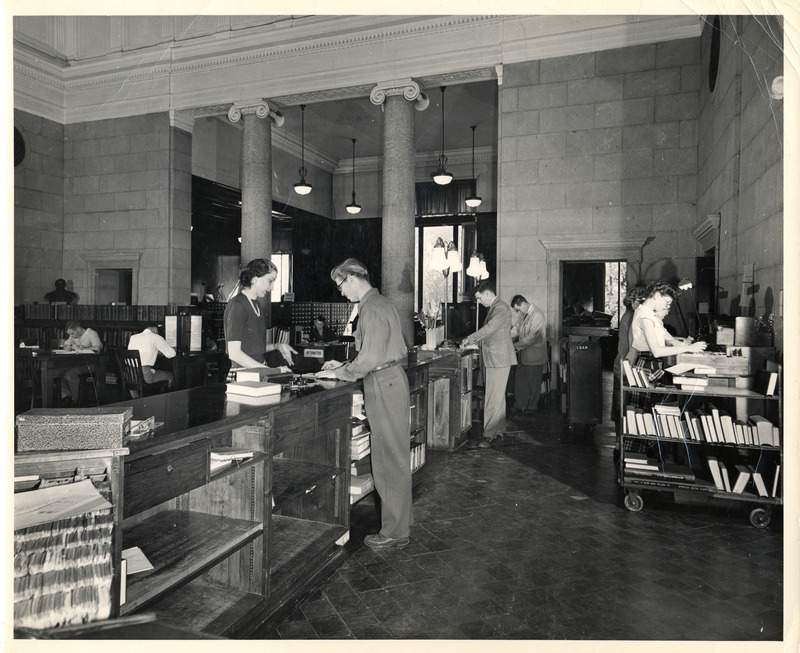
[16,407,133,451]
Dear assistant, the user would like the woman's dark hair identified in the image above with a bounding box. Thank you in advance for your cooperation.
[622,285,646,308]
[644,280,678,300]
[239,258,278,288]
[315,315,327,324]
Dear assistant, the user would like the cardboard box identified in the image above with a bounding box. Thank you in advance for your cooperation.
[15,407,132,452]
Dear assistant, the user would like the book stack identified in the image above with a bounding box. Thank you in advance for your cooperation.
[623,453,695,482]
[349,454,373,503]
[621,360,652,388]
[226,380,282,397]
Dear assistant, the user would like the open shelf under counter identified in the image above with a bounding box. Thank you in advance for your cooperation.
[133,577,265,637]
[271,457,346,510]
[121,510,263,615]
[270,515,348,598]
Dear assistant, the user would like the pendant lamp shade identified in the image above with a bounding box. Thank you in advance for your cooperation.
[345,138,361,214]
[432,87,453,185]
[294,105,313,195]
[465,125,482,208]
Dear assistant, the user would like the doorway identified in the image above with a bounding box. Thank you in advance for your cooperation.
[95,268,133,305]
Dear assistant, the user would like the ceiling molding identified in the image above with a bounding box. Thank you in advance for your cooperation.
[14,14,702,125]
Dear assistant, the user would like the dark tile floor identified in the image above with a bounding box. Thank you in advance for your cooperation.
[253,373,784,641]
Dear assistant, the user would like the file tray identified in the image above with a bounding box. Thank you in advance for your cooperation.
[16,407,132,452]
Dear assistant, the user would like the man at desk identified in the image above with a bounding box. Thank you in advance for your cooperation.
[128,325,177,390]
[61,321,103,406]
[311,315,338,343]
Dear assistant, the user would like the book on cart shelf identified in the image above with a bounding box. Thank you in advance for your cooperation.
[771,463,781,498]
[225,380,282,397]
[749,466,769,497]
[753,368,779,396]
[731,465,752,494]
[706,457,724,490]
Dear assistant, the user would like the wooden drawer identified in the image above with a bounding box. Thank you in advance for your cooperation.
[124,440,210,518]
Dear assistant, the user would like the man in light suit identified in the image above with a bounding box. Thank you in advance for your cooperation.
[510,295,547,416]
[461,280,516,449]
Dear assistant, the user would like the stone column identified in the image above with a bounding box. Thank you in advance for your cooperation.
[370,79,429,345]
[227,100,284,263]
[228,99,283,327]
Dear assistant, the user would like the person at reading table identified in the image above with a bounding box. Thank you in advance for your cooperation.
[223,258,296,371]
[128,325,177,392]
[316,258,412,551]
[60,321,103,406]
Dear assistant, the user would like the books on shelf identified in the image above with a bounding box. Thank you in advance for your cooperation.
[749,466,769,497]
[753,368,778,396]
[731,464,751,494]
[706,457,724,490]
[771,463,781,498]
[749,415,778,447]
[351,454,372,477]
[226,380,282,397]
[235,368,291,383]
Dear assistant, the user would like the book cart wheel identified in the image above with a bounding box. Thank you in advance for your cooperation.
[749,507,771,529]
[624,490,644,512]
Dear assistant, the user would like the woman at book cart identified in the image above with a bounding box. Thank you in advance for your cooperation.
[223,258,297,371]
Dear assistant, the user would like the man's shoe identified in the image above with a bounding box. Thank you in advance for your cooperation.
[363,533,409,549]
[477,437,494,449]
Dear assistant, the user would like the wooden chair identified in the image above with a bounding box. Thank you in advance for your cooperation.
[15,350,42,414]
[114,349,170,400]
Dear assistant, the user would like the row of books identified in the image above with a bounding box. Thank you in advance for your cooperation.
[18,303,196,322]
[706,456,780,497]
[623,453,781,498]
[351,391,371,461]
[623,403,779,447]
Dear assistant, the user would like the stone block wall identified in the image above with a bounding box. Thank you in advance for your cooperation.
[14,111,65,303]
[697,15,783,351]
[61,112,191,304]
[499,38,702,324]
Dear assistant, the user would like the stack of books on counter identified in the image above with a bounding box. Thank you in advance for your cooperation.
[225,379,282,405]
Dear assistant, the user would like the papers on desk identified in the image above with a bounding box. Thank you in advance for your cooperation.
[50,349,80,355]
[14,479,112,530]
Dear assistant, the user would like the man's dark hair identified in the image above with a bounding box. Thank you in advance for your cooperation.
[510,295,527,309]
[474,279,496,296]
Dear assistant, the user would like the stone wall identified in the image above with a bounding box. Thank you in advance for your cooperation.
[61,112,191,305]
[14,111,65,303]
[696,15,783,351]
[499,38,702,332]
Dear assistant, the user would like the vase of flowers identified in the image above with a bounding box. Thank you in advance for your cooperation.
[417,301,443,350]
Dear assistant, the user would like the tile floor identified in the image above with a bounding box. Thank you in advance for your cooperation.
[252,373,784,641]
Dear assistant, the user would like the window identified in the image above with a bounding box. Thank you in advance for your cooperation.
[271,253,292,302]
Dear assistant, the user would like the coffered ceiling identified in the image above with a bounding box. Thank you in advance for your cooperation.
[13,14,704,168]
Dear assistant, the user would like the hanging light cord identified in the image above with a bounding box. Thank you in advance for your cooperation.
[299,104,306,179]
[470,125,476,180]
[439,86,447,169]
[351,138,357,202]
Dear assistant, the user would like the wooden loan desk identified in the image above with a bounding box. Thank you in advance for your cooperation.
[108,381,354,637]
[36,350,107,407]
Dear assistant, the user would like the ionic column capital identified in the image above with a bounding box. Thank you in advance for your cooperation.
[370,79,429,111]
[227,99,285,126]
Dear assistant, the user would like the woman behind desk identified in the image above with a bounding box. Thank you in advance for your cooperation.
[223,258,296,371]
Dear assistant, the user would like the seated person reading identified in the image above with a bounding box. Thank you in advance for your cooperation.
[60,321,103,406]
[128,325,177,393]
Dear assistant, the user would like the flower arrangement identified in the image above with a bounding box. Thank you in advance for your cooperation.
[416,300,441,331]
[754,313,775,334]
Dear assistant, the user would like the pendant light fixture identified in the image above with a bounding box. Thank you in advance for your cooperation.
[293,104,313,196]
[432,86,453,185]
[465,125,482,208]
[345,138,361,214]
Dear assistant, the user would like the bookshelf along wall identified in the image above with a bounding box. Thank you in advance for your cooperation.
[618,365,782,528]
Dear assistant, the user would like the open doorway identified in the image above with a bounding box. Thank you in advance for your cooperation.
[561,260,627,329]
